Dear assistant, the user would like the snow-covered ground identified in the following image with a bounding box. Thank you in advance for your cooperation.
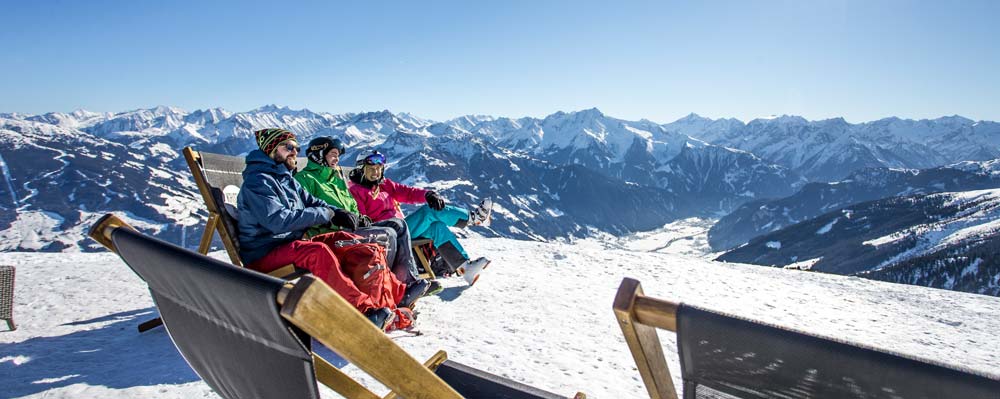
[2,220,1000,398]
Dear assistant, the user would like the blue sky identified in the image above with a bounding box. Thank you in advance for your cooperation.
[2,0,998,123]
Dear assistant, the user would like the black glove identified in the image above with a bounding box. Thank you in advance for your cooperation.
[331,209,359,231]
[358,215,373,228]
[425,190,446,211]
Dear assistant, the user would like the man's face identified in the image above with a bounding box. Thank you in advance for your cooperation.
[325,148,341,167]
[363,164,383,181]
[272,140,300,170]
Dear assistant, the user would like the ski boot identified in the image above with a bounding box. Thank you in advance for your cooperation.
[469,197,493,226]
[456,257,490,286]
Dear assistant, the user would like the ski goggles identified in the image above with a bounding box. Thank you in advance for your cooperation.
[363,153,386,165]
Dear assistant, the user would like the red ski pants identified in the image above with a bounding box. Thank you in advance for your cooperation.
[248,239,376,314]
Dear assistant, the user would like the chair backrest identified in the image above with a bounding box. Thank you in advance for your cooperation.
[109,222,319,399]
[614,278,1000,399]
[183,147,246,265]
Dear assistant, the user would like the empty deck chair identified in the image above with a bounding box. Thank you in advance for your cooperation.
[613,278,1000,399]
[89,213,583,399]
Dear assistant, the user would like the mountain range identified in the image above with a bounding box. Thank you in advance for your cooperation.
[2,106,998,257]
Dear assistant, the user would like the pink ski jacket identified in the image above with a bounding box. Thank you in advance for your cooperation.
[349,177,428,222]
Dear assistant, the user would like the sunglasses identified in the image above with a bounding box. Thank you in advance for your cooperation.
[364,153,386,165]
[282,142,300,153]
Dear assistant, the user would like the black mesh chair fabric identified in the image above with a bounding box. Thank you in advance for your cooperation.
[111,227,318,399]
[435,360,565,399]
[675,304,1000,399]
[197,151,246,252]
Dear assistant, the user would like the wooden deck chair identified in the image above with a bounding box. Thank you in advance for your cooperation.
[89,213,584,399]
[133,147,306,332]
[613,278,1000,399]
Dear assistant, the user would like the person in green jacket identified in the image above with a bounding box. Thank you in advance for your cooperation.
[295,136,435,297]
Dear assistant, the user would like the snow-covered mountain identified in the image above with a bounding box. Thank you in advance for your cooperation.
[0,106,802,251]
[0,118,202,252]
[716,188,1000,296]
[708,161,1000,251]
[670,114,1000,181]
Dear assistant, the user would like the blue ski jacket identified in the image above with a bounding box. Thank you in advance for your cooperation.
[237,150,335,264]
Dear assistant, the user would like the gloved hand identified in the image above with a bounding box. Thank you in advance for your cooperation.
[358,214,373,228]
[331,208,359,231]
[425,190,446,211]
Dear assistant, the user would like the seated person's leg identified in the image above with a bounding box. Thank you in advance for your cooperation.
[249,240,377,313]
[421,220,470,261]
[370,217,421,285]
[405,204,470,239]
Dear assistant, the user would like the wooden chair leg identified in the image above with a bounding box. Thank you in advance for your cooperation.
[4,319,14,331]
[314,353,381,399]
[412,240,436,280]
[197,214,219,254]
[138,317,163,332]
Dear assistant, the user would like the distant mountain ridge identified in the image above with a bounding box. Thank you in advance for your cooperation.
[668,113,1000,182]
[1,106,997,253]
[715,189,1000,296]
[708,161,1000,251]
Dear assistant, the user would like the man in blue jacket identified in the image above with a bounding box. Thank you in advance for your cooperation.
[237,128,400,328]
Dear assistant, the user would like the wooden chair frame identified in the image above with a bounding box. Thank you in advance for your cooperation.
[411,238,436,280]
[184,146,243,266]
[612,278,680,399]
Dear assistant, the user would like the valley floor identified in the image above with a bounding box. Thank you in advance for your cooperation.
[1,221,999,398]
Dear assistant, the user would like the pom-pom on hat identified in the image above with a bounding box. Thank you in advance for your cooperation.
[255,128,297,156]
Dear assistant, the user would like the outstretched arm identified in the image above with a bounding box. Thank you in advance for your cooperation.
[383,178,429,205]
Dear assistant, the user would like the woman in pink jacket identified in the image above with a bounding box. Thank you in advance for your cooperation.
[349,150,492,285]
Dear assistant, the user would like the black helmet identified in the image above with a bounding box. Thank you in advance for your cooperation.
[306,136,346,167]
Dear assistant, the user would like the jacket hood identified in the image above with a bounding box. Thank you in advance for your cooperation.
[244,149,293,178]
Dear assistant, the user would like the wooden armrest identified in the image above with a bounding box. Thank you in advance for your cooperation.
[613,278,678,399]
[278,276,463,399]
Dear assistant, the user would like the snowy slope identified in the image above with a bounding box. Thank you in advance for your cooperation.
[2,226,999,398]
[717,188,1000,295]
[709,161,1000,251]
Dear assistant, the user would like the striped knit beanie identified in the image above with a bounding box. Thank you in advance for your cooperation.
[255,128,297,156]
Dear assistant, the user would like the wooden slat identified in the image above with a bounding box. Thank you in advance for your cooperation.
[197,213,219,254]
[382,350,449,399]
[278,277,463,399]
[266,264,298,279]
[412,240,436,280]
[633,296,679,332]
[612,278,678,399]
[313,353,381,399]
